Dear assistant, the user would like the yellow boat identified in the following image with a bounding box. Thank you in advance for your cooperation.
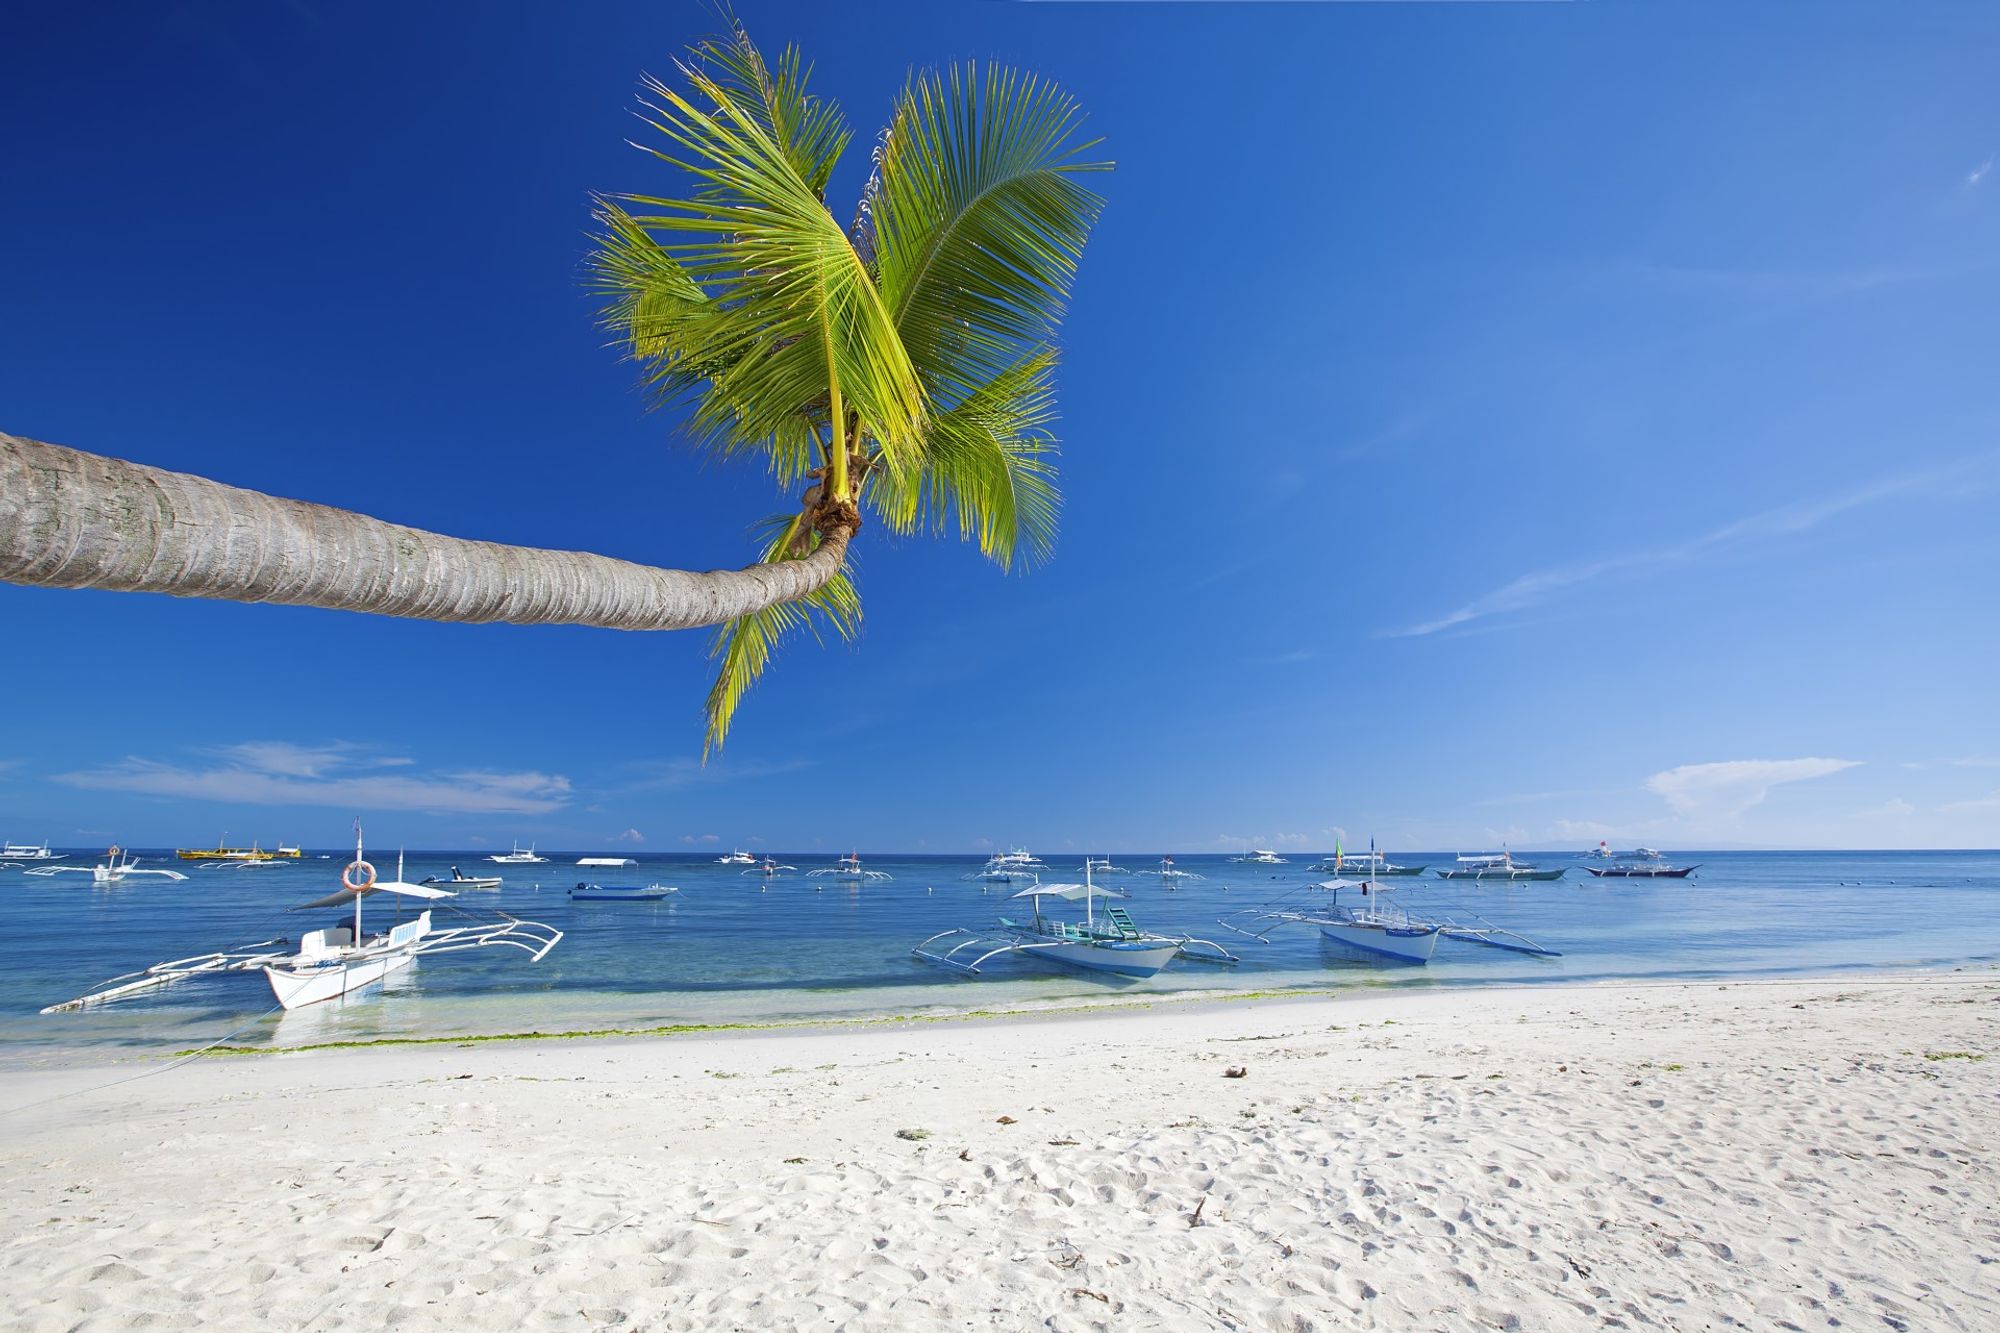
[177,838,303,861]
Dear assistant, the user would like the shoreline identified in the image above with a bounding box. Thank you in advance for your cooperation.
[4,973,1996,1329]
[5,958,1995,1075]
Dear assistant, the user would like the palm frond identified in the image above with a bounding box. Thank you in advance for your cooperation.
[875,64,1109,406]
[703,513,862,756]
[614,56,926,479]
[869,347,1061,571]
[689,23,849,199]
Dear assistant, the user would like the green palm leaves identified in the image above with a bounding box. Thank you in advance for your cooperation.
[591,22,1108,752]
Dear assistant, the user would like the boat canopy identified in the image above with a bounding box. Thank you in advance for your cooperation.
[1011,881,1127,901]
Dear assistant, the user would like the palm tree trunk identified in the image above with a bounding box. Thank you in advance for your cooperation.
[0,431,851,630]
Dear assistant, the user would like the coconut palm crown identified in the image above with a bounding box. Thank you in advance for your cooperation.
[590,24,1108,750]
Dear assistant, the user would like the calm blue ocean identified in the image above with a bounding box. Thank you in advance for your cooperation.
[3,849,1996,1069]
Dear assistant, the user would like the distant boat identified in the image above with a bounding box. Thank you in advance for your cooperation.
[963,854,1038,884]
[1221,865,1561,966]
[569,882,677,901]
[1585,863,1700,879]
[488,842,548,865]
[743,856,796,879]
[177,836,296,862]
[1,839,61,862]
[1229,847,1288,865]
[715,849,758,866]
[1151,856,1204,883]
[1309,849,1428,877]
[577,856,638,867]
[1435,852,1566,882]
[807,853,891,881]
[423,866,503,890]
[27,846,187,885]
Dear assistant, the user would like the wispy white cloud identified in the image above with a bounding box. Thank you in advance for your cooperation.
[1388,455,1997,637]
[614,827,645,844]
[1967,156,1993,190]
[1940,790,2000,815]
[679,832,721,845]
[1644,758,1859,821]
[57,742,570,816]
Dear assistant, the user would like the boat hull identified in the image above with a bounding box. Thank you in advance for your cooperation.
[1435,868,1566,881]
[1030,939,1181,977]
[1318,921,1440,964]
[1585,866,1698,878]
[263,950,416,1009]
[570,884,675,901]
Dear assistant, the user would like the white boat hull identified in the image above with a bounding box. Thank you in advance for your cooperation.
[1318,920,1440,964]
[263,950,417,1009]
[1034,939,1181,978]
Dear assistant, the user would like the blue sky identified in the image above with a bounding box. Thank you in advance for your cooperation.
[3,1,1997,852]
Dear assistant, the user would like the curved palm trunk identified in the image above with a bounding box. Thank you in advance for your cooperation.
[0,432,849,630]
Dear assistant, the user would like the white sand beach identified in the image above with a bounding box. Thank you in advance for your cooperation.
[4,975,1995,1331]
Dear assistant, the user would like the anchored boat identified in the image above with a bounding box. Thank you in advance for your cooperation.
[569,882,678,901]
[44,824,561,1013]
[914,864,1237,979]
[1435,852,1566,882]
[27,846,188,885]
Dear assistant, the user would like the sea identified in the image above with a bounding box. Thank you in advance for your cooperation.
[2,849,1996,1071]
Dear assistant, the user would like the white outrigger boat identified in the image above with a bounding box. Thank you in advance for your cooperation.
[1229,847,1288,865]
[915,865,1237,979]
[422,865,503,890]
[42,826,562,1013]
[488,842,548,864]
[1151,856,1205,884]
[1220,858,1561,968]
[807,852,891,882]
[1436,852,1566,882]
[27,846,188,885]
[2,839,62,863]
[963,854,1039,885]
[715,849,758,865]
[742,856,797,880]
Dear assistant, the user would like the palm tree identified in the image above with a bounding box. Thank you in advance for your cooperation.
[0,22,1107,751]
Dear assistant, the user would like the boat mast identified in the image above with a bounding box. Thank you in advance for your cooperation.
[352,819,365,942]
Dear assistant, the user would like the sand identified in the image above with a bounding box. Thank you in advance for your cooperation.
[2,974,1996,1331]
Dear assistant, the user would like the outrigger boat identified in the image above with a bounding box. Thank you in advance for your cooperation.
[1309,844,1428,877]
[1220,861,1561,967]
[488,842,548,865]
[27,846,188,885]
[422,865,503,890]
[963,855,1039,885]
[1585,861,1700,879]
[914,865,1237,979]
[43,824,562,1013]
[715,849,758,866]
[569,882,677,901]
[742,856,797,880]
[1151,856,1204,883]
[807,853,892,882]
[2,839,62,863]
[1230,847,1288,865]
[1435,852,1566,881]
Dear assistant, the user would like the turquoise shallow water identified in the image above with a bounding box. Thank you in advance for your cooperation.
[2,849,1996,1068]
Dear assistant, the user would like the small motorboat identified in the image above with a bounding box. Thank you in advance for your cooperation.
[423,866,503,890]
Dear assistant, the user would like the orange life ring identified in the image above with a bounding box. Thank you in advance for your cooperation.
[342,859,377,892]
